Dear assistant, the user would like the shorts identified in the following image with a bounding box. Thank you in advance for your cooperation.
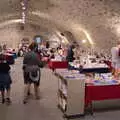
[0,84,11,91]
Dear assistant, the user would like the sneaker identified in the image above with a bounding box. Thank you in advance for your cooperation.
[2,98,5,104]
[35,96,40,100]
[27,92,32,97]
[27,91,31,96]
[6,98,11,105]
[23,98,28,104]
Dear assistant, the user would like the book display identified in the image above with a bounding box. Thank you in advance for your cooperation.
[55,68,120,117]
[55,69,85,117]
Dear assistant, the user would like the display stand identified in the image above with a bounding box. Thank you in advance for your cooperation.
[55,71,85,119]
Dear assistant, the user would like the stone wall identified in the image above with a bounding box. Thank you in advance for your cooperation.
[0,23,52,49]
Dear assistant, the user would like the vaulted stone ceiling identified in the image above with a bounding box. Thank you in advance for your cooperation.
[0,0,120,49]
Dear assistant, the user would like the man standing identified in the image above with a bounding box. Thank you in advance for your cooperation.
[66,44,75,62]
[23,42,43,104]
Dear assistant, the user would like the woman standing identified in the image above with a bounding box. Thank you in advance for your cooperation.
[111,41,120,78]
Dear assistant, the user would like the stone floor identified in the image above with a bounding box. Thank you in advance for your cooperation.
[0,58,120,120]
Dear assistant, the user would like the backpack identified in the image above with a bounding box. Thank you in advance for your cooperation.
[25,65,40,82]
[29,69,40,82]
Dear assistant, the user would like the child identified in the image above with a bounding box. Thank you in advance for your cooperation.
[0,54,12,104]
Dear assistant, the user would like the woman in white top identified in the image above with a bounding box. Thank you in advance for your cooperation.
[111,41,120,69]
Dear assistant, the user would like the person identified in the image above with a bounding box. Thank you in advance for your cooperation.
[3,44,7,51]
[23,42,43,104]
[49,48,55,60]
[0,45,2,52]
[18,48,24,57]
[66,44,75,62]
[111,41,120,77]
[46,41,50,49]
[0,54,12,104]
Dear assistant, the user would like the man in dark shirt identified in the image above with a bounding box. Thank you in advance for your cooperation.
[23,42,43,104]
[66,44,75,62]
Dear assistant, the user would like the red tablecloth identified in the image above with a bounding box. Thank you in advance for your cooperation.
[3,54,14,64]
[48,61,68,70]
[3,54,13,60]
[85,84,120,106]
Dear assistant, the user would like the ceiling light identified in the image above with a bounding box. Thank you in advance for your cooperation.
[22,21,25,24]
[22,7,26,10]
[82,40,87,43]
[22,16,25,19]
[22,12,25,16]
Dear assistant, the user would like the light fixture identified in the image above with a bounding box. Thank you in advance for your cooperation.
[20,0,29,25]
[82,39,87,43]
[22,12,25,16]
[22,7,26,10]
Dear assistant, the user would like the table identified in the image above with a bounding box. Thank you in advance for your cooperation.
[55,70,85,118]
[80,67,110,73]
[69,65,110,73]
[6,51,17,59]
[55,69,120,116]
[85,84,120,114]
[3,53,15,64]
[48,61,68,71]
